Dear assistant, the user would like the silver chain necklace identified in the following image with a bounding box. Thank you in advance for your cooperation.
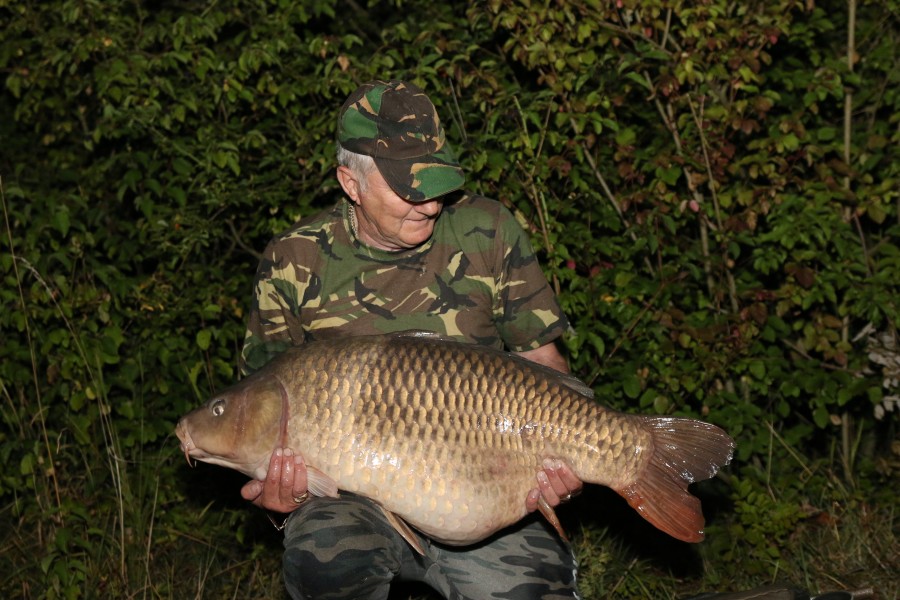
[348,203,359,237]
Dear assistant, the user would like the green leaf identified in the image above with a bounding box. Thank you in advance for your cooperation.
[20,454,34,476]
[749,360,766,379]
[615,128,636,146]
[816,127,836,141]
[623,375,641,399]
[196,329,212,351]
[53,207,71,237]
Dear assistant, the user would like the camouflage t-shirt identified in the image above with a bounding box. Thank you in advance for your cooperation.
[240,192,568,375]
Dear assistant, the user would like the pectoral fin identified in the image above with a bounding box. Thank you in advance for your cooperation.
[378,505,426,556]
[537,496,569,543]
[306,466,340,498]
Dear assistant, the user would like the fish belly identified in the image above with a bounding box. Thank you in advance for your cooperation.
[288,411,555,544]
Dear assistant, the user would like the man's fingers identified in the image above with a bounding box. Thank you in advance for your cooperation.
[537,459,584,508]
[242,448,311,513]
[541,459,568,500]
[241,479,263,502]
[555,461,583,492]
[536,470,560,505]
[267,448,284,482]
[525,487,541,513]
[280,448,295,504]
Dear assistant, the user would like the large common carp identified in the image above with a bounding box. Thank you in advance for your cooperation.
[175,331,734,549]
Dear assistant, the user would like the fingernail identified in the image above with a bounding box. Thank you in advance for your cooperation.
[284,448,293,457]
[275,448,282,457]
[537,471,550,486]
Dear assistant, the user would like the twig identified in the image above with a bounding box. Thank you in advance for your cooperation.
[226,218,263,261]
[511,96,560,294]
[661,8,672,51]
[687,94,740,313]
[446,77,468,144]
[532,102,554,174]
[596,17,679,55]
[765,421,815,479]
[843,0,856,192]
[608,557,640,598]
[569,117,656,277]
[781,339,865,375]
[587,274,685,386]
[842,0,858,487]
[515,161,560,295]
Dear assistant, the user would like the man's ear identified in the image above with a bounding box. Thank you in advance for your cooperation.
[336,166,361,202]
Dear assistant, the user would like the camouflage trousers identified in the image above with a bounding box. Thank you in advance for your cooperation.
[282,493,580,600]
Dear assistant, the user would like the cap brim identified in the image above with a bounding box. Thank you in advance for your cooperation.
[375,146,465,202]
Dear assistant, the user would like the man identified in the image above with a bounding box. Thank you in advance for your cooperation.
[239,79,583,599]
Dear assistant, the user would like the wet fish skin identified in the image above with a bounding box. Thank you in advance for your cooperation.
[176,331,734,546]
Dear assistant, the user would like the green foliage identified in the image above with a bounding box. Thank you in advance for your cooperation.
[1,0,897,597]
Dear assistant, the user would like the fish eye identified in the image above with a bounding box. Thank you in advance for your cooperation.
[211,399,225,417]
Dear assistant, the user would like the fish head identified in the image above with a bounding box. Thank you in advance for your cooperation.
[175,375,286,480]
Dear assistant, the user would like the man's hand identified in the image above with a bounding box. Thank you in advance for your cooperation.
[525,459,583,512]
[240,448,309,514]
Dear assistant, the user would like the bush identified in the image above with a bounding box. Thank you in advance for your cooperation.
[1,0,897,597]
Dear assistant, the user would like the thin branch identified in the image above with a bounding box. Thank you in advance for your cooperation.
[661,8,672,50]
[841,0,859,487]
[573,129,656,278]
[587,272,687,386]
[226,218,263,261]
[781,339,865,375]
[446,77,468,144]
[687,94,739,313]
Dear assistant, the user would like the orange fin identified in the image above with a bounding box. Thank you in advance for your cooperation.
[306,466,340,498]
[378,505,426,556]
[616,416,735,543]
[537,496,569,542]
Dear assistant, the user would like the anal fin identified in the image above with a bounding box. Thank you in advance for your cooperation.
[537,496,569,543]
[378,505,426,556]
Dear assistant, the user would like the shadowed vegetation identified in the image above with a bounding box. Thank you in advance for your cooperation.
[1,0,897,598]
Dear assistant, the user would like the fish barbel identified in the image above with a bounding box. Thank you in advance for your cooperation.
[175,331,734,548]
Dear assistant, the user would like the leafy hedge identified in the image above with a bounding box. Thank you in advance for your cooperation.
[1,0,897,597]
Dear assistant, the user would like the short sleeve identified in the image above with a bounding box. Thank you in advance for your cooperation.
[239,236,313,375]
[492,206,568,352]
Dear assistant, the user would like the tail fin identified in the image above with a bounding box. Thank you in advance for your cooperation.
[615,416,735,543]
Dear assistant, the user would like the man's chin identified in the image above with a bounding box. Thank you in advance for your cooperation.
[401,225,435,246]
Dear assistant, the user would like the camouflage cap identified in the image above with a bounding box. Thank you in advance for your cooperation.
[337,80,465,202]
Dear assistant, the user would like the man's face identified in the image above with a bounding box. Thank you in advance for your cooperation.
[356,168,443,251]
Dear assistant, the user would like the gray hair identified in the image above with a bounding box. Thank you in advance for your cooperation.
[337,144,377,194]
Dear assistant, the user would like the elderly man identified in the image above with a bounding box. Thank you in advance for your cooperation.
[239,79,582,600]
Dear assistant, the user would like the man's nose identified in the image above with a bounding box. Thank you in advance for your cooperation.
[416,200,442,216]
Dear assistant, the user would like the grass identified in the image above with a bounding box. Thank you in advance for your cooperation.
[1,447,897,599]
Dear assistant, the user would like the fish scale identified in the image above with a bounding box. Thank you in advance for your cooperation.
[176,330,735,547]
